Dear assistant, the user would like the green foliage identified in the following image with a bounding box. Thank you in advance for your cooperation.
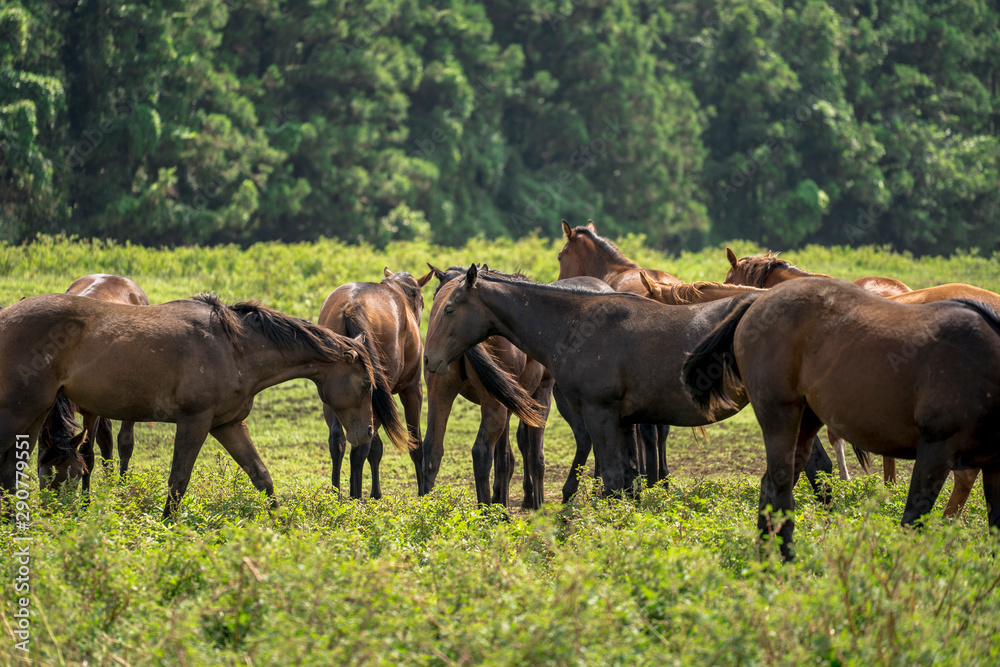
[2,0,996,252]
[3,237,1000,663]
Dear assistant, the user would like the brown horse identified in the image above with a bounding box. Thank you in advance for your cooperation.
[683,278,1000,560]
[558,220,682,292]
[723,249,912,483]
[638,273,766,305]
[318,268,433,499]
[36,274,151,491]
[0,293,390,518]
[424,266,838,498]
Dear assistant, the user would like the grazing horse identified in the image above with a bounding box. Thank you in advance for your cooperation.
[37,395,88,491]
[36,274,151,491]
[722,249,912,483]
[423,266,835,498]
[318,268,433,499]
[421,265,608,508]
[683,278,1000,560]
[0,293,391,518]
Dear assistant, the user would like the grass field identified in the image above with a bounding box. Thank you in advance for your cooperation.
[2,235,1000,665]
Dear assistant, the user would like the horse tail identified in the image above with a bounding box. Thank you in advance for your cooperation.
[682,294,762,420]
[850,445,872,472]
[343,309,413,452]
[465,345,546,428]
[950,298,1000,338]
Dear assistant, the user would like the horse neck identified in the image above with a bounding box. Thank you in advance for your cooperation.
[581,241,637,281]
[476,282,589,366]
[764,264,816,287]
[239,333,336,394]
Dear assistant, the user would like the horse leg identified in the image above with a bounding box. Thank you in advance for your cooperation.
[900,441,955,527]
[657,425,670,485]
[117,421,137,478]
[883,456,897,485]
[162,417,213,519]
[827,429,850,481]
[638,424,658,488]
[472,400,507,506]
[323,403,348,493]
[209,419,276,509]
[420,373,460,495]
[76,411,104,494]
[519,375,553,509]
[399,381,423,494]
[554,385,591,502]
[582,407,630,495]
[943,469,980,518]
[348,437,371,500]
[983,467,1000,530]
[757,404,821,561]
[491,421,513,505]
[367,433,384,500]
[803,435,834,507]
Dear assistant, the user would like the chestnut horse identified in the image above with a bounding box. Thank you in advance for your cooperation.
[424,266,835,498]
[36,274,150,491]
[0,293,389,518]
[723,249,912,483]
[558,220,682,292]
[683,278,1000,560]
[638,273,766,305]
[318,269,433,499]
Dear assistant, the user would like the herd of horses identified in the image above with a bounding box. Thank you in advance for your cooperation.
[2,221,999,559]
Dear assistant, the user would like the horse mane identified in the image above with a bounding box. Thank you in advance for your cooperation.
[477,270,644,300]
[733,253,815,288]
[192,293,352,362]
[572,227,640,269]
[383,272,422,301]
[39,395,83,467]
[662,281,765,304]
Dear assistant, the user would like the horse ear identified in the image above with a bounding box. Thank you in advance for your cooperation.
[481,263,489,272]
[586,220,597,233]
[383,266,393,278]
[726,247,738,268]
[639,270,656,296]
[466,263,479,288]
[416,269,435,288]
[426,262,445,281]
[561,219,574,240]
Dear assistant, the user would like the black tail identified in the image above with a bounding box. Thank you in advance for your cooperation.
[343,310,413,452]
[681,294,761,420]
[465,345,546,428]
[951,298,1000,337]
[851,445,872,472]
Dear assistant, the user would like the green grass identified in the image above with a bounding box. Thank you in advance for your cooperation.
[2,236,1000,665]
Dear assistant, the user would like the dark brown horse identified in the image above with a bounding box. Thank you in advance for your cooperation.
[36,274,151,491]
[683,278,1000,560]
[37,395,88,491]
[421,265,608,508]
[558,220,682,292]
[423,266,824,496]
[723,249,912,483]
[0,293,390,518]
[318,268,432,499]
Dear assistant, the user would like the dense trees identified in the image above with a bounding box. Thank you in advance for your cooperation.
[1,1,997,254]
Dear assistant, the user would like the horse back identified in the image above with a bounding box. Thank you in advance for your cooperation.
[66,274,151,306]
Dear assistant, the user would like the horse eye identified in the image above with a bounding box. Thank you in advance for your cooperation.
[444,306,454,314]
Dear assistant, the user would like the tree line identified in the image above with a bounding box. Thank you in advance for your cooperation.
[2,0,998,254]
